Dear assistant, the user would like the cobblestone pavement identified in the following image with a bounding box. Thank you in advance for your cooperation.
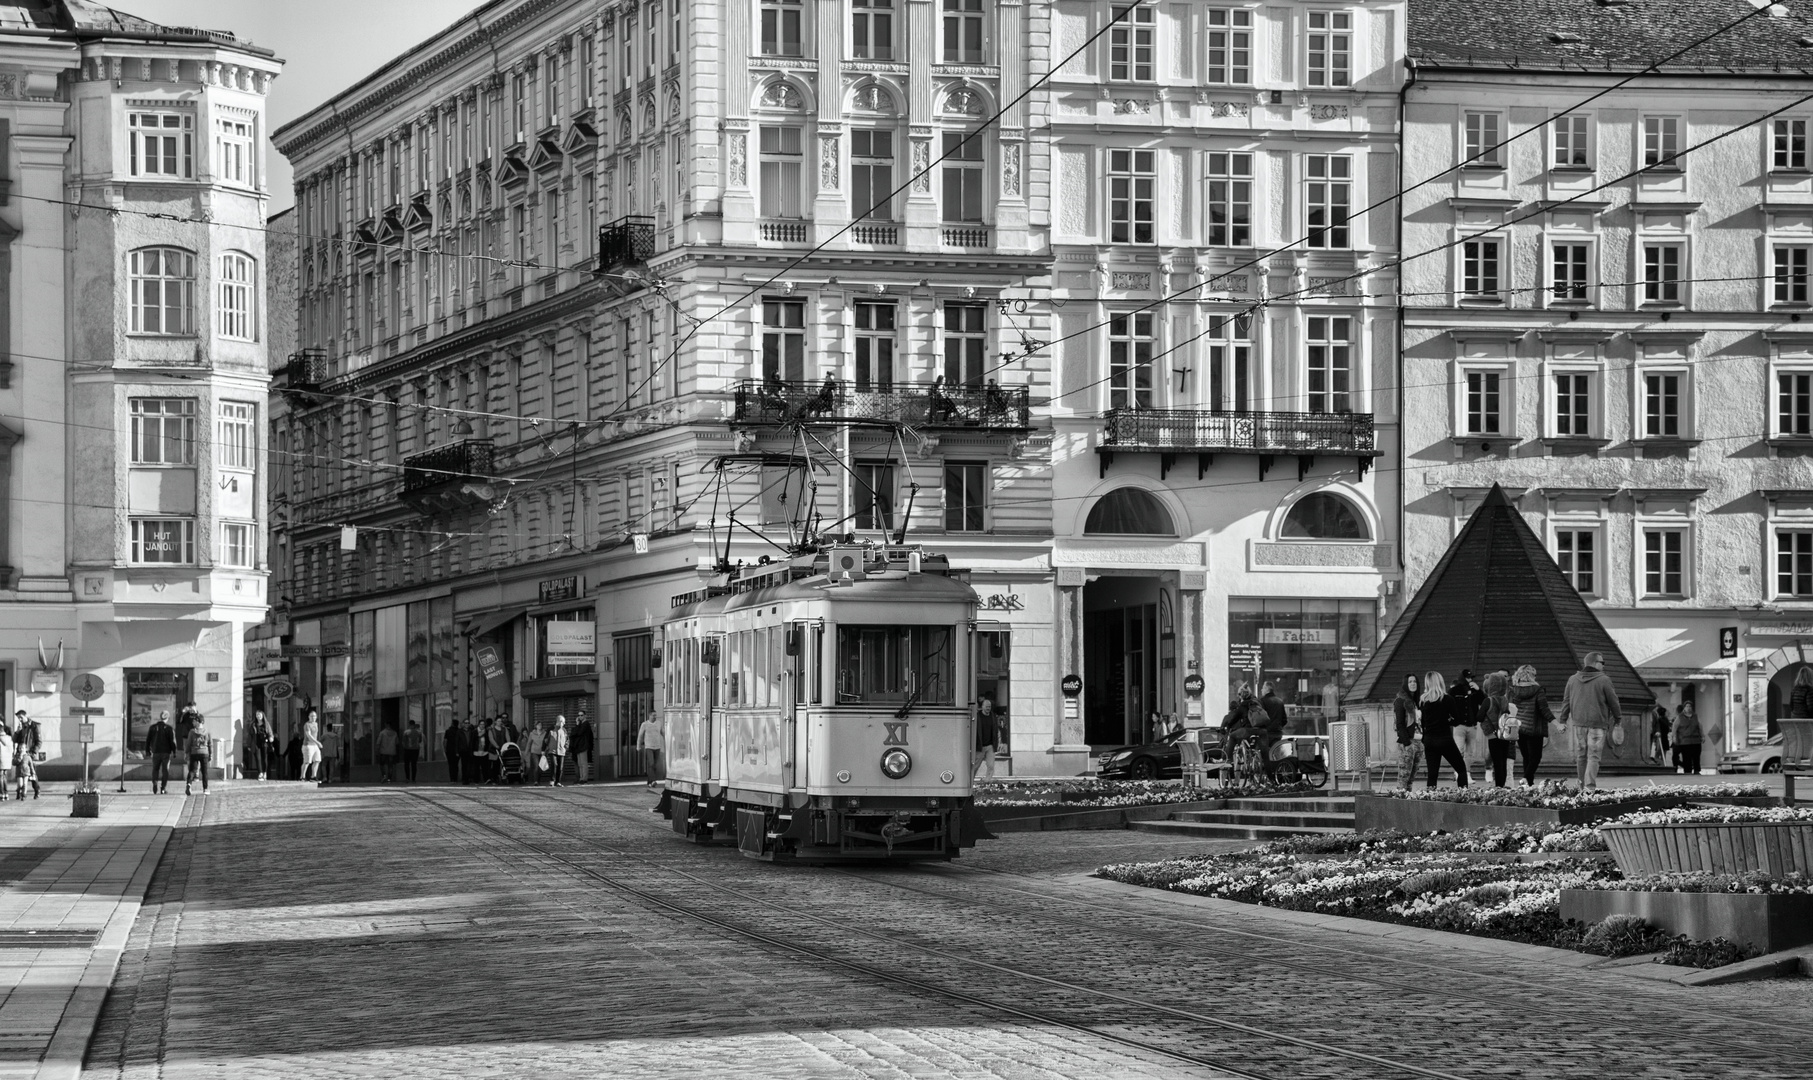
[78,783,1813,1080]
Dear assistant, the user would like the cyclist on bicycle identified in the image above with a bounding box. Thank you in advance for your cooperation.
[1221,686,1280,780]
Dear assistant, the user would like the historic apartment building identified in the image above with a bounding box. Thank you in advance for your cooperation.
[1400,1,1813,763]
[0,4,279,778]
[269,0,1055,777]
[1042,1,1405,767]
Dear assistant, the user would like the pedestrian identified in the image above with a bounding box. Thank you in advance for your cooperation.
[1673,704,1704,775]
[249,710,275,781]
[400,720,422,783]
[182,712,211,796]
[376,723,399,783]
[1221,686,1278,781]
[301,709,322,781]
[1451,669,1487,784]
[1417,671,1469,788]
[0,724,13,807]
[637,713,664,787]
[285,732,303,781]
[319,723,340,786]
[13,716,41,800]
[1792,668,1813,721]
[146,709,178,794]
[442,720,465,784]
[487,717,510,784]
[1555,651,1622,790]
[524,720,547,785]
[1392,673,1424,790]
[175,707,195,752]
[1481,670,1517,788]
[464,718,484,784]
[972,694,1001,780]
[243,712,264,780]
[1508,665,1554,786]
[570,711,595,783]
[544,715,569,787]
[1649,704,1672,766]
[1258,682,1290,735]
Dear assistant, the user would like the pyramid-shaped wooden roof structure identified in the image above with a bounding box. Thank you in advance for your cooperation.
[1345,485,1653,708]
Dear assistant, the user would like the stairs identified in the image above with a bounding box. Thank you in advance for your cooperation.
[1127,796,1355,840]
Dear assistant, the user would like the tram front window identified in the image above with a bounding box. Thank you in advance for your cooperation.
[836,625,954,705]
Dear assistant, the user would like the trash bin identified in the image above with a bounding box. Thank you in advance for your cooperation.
[1329,720,1370,774]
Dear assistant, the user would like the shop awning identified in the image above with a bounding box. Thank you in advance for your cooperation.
[462,606,528,639]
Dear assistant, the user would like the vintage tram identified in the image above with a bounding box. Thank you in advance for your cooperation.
[655,544,993,861]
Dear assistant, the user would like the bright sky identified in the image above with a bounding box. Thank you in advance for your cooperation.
[123,0,486,215]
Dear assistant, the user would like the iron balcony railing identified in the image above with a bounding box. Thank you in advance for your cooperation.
[732,379,1030,431]
[403,439,497,493]
[280,349,329,392]
[598,214,655,271]
[1101,408,1377,454]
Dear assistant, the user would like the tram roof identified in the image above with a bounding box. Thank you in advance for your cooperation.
[723,571,977,611]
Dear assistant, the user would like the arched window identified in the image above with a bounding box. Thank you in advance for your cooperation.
[1084,487,1175,535]
[218,252,255,341]
[1282,493,1369,540]
[129,248,195,335]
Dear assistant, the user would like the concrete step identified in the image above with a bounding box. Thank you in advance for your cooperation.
[1129,819,1353,840]
[1170,810,1355,829]
[1224,798,1355,814]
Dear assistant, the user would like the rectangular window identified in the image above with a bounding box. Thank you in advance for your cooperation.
[942,131,985,223]
[130,398,197,465]
[1644,373,1681,438]
[943,462,987,532]
[1464,112,1503,167]
[220,522,254,569]
[217,252,254,340]
[852,0,894,59]
[1305,155,1351,249]
[1462,238,1501,299]
[129,248,195,334]
[1207,152,1252,246]
[854,301,896,391]
[835,625,954,705]
[1554,114,1591,168]
[217,401,255,470]
[1209,312,1252,412]
[758,125,803,218]
[855,461,896,531]
[1108,313,1155,409]
[1206,9,1252,85]
[129,112,193,178]
[1552,242,1589,302]
[1643,244,1682,304]
[1555,373,1592,436]
[1108,148,1156,244]
[1776,245,1810,305]
[942,0,985,62]
[1644,529,1685,597]
[1644,116,1681,169]
[761,0,804,57]
[1555,529,1597,594]
[1306,316,1352,413]
[944,302,987,387]
[851,129,894,221]
[131,519,195,566]
[1109,5,1156,82]
[1775,118,1808,171]
[1465,371,1501,435]
[1780,372,1813,436]
[1307,11,1351,88]
[762,299,806,382]
[214,117,253,186]
[1781,531,1813,596]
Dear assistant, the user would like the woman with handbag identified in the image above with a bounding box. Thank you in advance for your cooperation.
[1672,703,1703,774]
[1508,665,1554,786]
[1417,672,1470,789]
[1482,671,1518,787]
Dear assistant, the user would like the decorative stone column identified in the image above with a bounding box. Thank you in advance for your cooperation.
[1051,567,1088,769]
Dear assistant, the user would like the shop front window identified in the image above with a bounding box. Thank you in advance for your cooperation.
[537,610,597,677]
[1226,599,1376,736]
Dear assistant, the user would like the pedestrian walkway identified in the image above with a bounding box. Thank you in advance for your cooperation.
[0,790,185,1080]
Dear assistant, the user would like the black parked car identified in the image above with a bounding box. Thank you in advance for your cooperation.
[1095,729,1195,780]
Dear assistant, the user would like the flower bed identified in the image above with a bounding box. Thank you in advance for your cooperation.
[1374,780,1769,809]
[974,778,1315,809]
[1262,824,1608,857]
[1354,782,1773,833]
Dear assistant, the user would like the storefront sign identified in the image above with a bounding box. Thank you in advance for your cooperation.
[475,644,510,703]
[267,680,293,700]
[1747,625,1813,637]
[540,575,583,604]
[1060,674,1082,698]
[1259,628,1337,645]
[1183,674,1205,698]
[546,621,597,656]
[1720,627,1739,659]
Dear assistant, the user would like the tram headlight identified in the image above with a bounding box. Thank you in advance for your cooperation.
[880,748,913,780]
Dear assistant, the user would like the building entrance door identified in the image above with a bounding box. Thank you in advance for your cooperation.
[1083,577,1161,747]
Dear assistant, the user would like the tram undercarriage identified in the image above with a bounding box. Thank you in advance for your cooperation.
[658,789,994,861]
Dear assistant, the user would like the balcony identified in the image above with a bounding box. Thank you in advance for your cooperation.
[850,222,899,245]
[760,219,809,243]
[278,349,329,393]
[732,379,1029,432]
[400,439,498,514]
[942,226,990,249]
[1098,408,1379,481]
[598,215,654,272]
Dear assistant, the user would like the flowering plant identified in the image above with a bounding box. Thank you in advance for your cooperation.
[1605,806,1813,827]
[1377,780,1767,810]
[1264,824,1608,856]
[1585,871,1813,895]
[975,777,1314,808]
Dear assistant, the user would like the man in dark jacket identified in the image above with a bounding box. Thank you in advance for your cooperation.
[1451,670,1487,784]
[570,711,595,783]
[146,711,178,794]
[1556,651,1623,789]
[1258,683,1289,734]
[1392,674,1423,790]
[183,714,211,796]
[443,721,465,784]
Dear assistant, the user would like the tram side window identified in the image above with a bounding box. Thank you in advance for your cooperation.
[753,627,770,705]
[728,632,742,705]
[835,624,955,705]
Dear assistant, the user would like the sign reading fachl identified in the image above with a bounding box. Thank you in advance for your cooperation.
[1259,628,1336,645]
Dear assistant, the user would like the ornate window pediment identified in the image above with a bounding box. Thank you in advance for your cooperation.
[759,80,803,111]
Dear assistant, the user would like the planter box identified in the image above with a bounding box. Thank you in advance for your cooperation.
[982,799,1226,833]
[1561,888,1813,954]
[1600,821,1813,876]
[70,790,99,819]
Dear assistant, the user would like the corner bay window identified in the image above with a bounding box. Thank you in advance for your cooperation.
[129,248,195,335]
[130,398,196,464]
[129,112,193,178]
[220,522,253,569]
[131,519,195,565]
[218,252,254,340]
[217,401,255,469]
[836,624,955,706]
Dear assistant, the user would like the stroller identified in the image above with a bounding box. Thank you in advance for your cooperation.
[497,741,526,785]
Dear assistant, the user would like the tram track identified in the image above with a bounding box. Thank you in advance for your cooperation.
[408,785,1505,1080]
